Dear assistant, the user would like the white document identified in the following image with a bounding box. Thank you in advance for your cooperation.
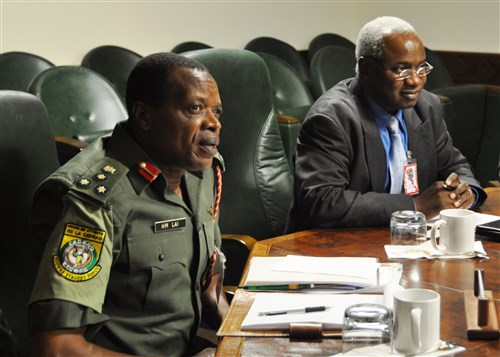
[385,240,488,260]
[243,255,400,293]
[241,292,386,330]
[427,212,499,228]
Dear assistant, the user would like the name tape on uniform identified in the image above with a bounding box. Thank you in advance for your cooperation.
[154,218,187,233]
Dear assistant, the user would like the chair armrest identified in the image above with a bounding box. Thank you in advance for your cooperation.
[276,113,301,169]
[222,233,257,249]
[277,113,301,125]
[74,129,113,143]
[484,84,500,94]
[55,136,89,165]
[55,135,89,149]
[221,234,257,288]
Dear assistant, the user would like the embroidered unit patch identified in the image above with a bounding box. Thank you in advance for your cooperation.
[53,223,106,282]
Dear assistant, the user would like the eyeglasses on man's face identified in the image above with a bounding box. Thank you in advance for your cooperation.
[362,56,433,81]
[390,62,433,81]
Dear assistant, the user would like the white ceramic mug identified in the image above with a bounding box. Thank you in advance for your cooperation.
[430,209,476,254]
[393,289,440,355]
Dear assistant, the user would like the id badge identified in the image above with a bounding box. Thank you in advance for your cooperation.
[403,153,419,195]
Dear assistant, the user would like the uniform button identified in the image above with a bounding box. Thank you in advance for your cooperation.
[195,282,200,291]
[158,253,165,261]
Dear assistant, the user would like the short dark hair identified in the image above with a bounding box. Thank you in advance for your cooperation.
[125,52,208,115]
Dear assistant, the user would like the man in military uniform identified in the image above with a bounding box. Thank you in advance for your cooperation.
[28,52,229,356]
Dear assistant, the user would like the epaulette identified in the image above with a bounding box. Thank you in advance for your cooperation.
[70,157,129,203]
[213,152,225,172]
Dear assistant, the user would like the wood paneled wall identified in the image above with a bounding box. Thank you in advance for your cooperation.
[301,50,499,87]
[434,51,499,86]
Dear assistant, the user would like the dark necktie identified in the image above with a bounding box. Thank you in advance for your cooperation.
[388,117,406,194]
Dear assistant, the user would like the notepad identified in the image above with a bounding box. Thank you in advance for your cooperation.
[476,218,500,240]
[242,255,400,293]
[241,292,386,330]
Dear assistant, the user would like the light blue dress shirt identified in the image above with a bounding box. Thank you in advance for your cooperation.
[366,96,409,192]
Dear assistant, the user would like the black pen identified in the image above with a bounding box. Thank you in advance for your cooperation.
[258,305,331,316]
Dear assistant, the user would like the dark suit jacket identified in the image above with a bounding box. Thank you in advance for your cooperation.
[285,76,485,231]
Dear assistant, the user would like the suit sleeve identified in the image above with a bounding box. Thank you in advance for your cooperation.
[428,93,487,206]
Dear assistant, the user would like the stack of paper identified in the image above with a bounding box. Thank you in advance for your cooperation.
[242,255,401,293]
[238,255,403,332]
[241,292,387,330]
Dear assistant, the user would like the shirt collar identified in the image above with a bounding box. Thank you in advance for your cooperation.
[106,122,166,195]
[107,122,205,195]
[365,95,404,129]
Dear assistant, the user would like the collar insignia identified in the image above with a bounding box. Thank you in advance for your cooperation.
[138,162,160,183]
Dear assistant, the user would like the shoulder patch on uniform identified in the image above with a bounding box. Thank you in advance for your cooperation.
[53,223,106,282]
[71,157,128,203]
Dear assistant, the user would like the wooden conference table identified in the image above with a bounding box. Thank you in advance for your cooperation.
[216,187,500,356]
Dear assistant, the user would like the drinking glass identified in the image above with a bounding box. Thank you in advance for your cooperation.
[390,210,427,246]
[342,303,393,355]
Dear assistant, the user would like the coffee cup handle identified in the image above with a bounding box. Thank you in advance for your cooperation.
[411,307,422,353]
[430,219,446,252]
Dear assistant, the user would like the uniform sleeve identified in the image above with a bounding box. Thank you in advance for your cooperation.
[29,187,115,333]
[30,190,114,310]
[28,300,108,337]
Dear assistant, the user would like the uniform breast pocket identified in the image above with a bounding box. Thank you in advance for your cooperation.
[127,232,189,312]
[200,219,223,278]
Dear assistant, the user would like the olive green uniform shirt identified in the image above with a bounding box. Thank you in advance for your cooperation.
[29,123,224,356]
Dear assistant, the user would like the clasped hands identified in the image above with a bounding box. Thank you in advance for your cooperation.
[415,172,475,219]
[441,172,475,209]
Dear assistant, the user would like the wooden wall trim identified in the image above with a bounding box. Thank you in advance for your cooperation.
[434,51,500,86]
[301,49,499,87]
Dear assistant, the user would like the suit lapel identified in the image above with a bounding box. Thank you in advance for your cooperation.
[354,85,387,193]
[403,107,436,189]
[404,108,420,152]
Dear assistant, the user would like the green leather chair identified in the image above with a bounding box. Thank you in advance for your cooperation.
[81,45,142,102]
[171,41,212,53]
[475,88,500,186]
[245,36,310,89]
[423,48,500,186]
[184,49,294,288]
[255,52,314,168]
[432,85,500,187]
[309,45,356,100]
[0,51,54,91]
[424,47,454,91]
[0,91,60,356]
[185,48,293,239]
[256,52,313,119]
[308,32,356,62]
[28,66,128,145]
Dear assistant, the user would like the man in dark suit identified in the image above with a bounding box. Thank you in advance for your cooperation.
[286,16,486,231]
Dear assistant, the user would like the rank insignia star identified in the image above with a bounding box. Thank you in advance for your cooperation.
[93,173,108,182]
[102,165,117,175]
[76,176,92,188]
[94,185,109,196]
